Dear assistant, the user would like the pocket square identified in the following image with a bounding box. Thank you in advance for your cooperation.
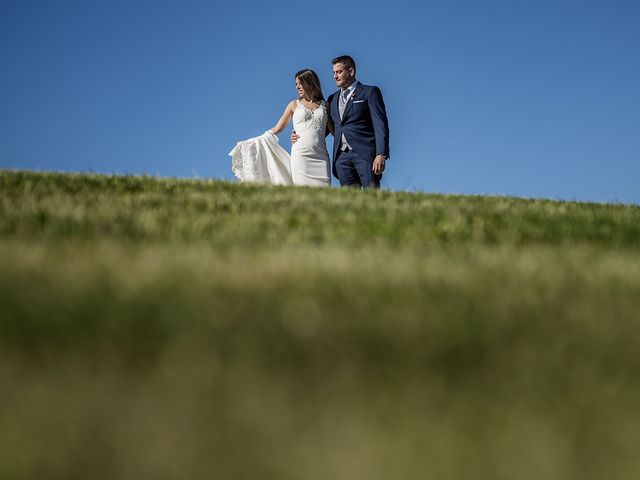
[353,100,365,103]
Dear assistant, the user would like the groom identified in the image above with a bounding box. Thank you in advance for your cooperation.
[294,55,390,188]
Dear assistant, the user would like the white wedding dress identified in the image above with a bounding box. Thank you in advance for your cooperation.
[290,100,330,186]
[229,100,330,187]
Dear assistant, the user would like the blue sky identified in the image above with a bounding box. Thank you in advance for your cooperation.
[1,0,639,204]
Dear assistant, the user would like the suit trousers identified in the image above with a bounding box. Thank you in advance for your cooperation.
[335,148,381,189]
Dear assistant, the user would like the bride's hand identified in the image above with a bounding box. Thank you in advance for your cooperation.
[291,130,299,144]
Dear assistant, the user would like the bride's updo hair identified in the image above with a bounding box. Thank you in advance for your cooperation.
[295,69,325,103]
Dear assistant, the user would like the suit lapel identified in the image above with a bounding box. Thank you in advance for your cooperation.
[332,91,340,122]
[340,83,363,123]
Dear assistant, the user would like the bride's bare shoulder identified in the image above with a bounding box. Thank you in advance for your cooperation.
[286,99,298,112]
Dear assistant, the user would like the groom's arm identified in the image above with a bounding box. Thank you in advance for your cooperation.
[368,86,390,158]
[326,115,335,137]
[326,93,336,137]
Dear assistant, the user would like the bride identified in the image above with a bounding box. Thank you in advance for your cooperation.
[230,69,333,187]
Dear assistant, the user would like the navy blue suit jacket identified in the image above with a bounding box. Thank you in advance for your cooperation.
[327,82,390,179]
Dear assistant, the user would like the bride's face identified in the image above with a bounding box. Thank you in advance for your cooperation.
[295,78,307,99]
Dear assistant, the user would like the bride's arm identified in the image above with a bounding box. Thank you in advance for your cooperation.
[269,100,297,134]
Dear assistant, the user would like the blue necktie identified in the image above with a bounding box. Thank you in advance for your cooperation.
[339,89,349,119]
[339,88,351,150]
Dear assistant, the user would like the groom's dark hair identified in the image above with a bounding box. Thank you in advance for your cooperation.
[332,55,356,74]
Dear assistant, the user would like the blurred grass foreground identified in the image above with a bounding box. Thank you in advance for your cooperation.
[2,169,640,479]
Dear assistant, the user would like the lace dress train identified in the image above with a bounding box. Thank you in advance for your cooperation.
[229,131,293,184]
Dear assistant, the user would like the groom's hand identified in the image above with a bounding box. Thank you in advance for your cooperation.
[372,155,386,175]
[291,130,299,144]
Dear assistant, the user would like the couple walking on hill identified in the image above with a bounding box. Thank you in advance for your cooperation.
[230,55,390,189]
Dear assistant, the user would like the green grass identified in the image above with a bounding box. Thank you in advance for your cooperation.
[2,169,640,479]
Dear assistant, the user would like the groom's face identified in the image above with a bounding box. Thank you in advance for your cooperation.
[333,63,355,88]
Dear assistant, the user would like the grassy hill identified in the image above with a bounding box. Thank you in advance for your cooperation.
[2,169,640,480]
